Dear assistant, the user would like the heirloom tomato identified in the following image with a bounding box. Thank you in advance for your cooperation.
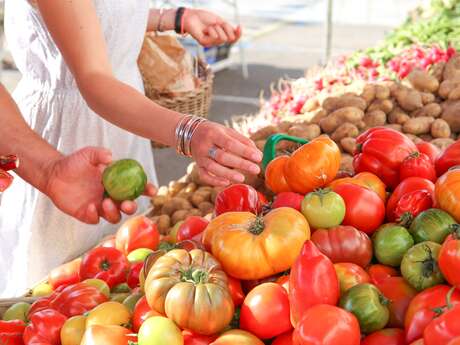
[138,316,183,345]
[436,168,460,222]
[182,330,217,345]
[240,283,291,339]
[401,241,444,291]
[48,258,81,290]
[376,277,417,328]
[409,208,456,244]
[144,249,234,335]
[334,262,370,294]
[132,296,161,333]
[339,283,390,334]
[416,141,440,163]
[439,225,460,287]
[328,171,387,201]
[227,276,245,307]
[265,156,292,194]
[115,216,159,255]
[272,331,293,345]
[289,241,339,327]
[373,224,414,267]
[271,192,303,211]
[424,292,460,345]
[214,184,264,216]
[392,190,433,226]
[60,315,86,345]
[80,325,136,345]
[211,329,264,345]
[353,127,418,188]
[292,304,360,345]
[311,225,373,267]
[333,183,385,234]
[361,328,406,345]
[301,189,345,229]
[400,152,436,182]
[435,139,460,176]
[23,309,67,345]
[176,216,209,242]
[405,285,460,343]
[80,247,129,288]
[203,207,309,280]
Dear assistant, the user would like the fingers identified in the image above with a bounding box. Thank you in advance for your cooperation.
[120,200,137,215]
[222,22,237,42]
[143,183,157,197]
[213,25,228,45]
[82,147,112,166]
[214,133,263,164]
[213,149,260,176]
[200,157,245,183]
[83,203,100,225]
[227,128,260,150]
[197,165,230,187]
[101,198,122,224]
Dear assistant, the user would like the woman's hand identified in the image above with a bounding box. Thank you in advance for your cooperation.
[44,147,156,225]
[191,122,262,186]
[183,9,242,47]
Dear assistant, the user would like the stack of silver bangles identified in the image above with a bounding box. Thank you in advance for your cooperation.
[175,115,207,157]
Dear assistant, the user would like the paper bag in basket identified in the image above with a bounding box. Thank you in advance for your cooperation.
[138,33,197,96]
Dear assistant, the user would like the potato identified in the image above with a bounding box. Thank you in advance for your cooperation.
[198,202,214,216]
[388,107,410,125]
[431,118,452,138]
[438,80,460,99]
[408,69,440,93]
[157,215,171,235]
[419,134,433,142]
[188,209,202,217]
[441,100,460,132]
[171,210,190,224]
[319,107,364,133]
[375,84,391,100]
[161,197,192,215]
[404,133,422,144]
[421,92,436,105]
[384,124,403,132]
[169,181,187,196]
[411,103,442,118]
[431,138,455,151]
[277,121,292,133]
[251,125,278,141]
[310,109,328,124]
[395,88,423,112]
[448,86,460,100]
[403,116,435,135]
[301,98,320,113]
[340,137,357,155]
[332,123,359,142]
[368,99,394,114]
[340,154,354,174]
[183,183,198,194]
[356,121,367,130]
[431,61,446,82]
[360,84,376,104]
[157,186,169,197]
[322,94,367,112]
[443,55,460,81]
[364,110,387,128]
[151,195,168,209]
[191,191,210,208]
[288,124,321,140]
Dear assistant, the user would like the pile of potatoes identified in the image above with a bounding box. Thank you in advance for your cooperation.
[250,56,460,174]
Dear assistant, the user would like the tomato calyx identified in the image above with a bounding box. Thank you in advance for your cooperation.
[312,188,333,206]
[158,241,176,251]
[432,287,457,316]
[249,217,265,235]
[448,224,460,240]
[379,292,390,307]
[180,268,209,285]
[99,259,112,271]
[406,151,421,160]
[416,244,440,279]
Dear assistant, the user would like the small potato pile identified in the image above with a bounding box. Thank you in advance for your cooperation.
[250,55,460,174]
[149,163,222,234]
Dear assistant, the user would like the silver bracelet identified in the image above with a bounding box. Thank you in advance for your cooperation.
[175,115,193,155]
[184,118,206,157]
[186,118,206,156]
[182,116,202,156]
[174,115,207,157]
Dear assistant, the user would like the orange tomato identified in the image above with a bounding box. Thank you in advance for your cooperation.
[80,325,136,345]
[435,168,460,222]
[265,156,292,194]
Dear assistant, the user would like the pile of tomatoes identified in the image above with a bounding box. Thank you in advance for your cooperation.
[3,127,460,345]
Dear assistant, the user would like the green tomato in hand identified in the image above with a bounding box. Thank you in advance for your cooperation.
[301,189,346,229]
[373,224,414,267]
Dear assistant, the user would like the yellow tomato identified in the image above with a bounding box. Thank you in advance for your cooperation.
[86,301,131,328]
[61,315,87,345]
[211,330,264,345]
[32,282,53,297]
[138,316,183,345]
[83,279,110,298]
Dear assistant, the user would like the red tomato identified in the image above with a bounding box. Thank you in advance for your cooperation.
[289,241,339,327]
[424,300,460,345]
[115,216,160,255]
[214,184,264,216]
[132,296,162,333]
[48,282,108,317]
[361,328,406,345]
[271,192,304,211]
[334,263,370,294]
[435,139,460,176]
[240,283,292,339]
[400,152,437,182]
[276,275,289,293]
[417,142,440,164]
[448,337,460,345]
[0,320,26,345]
[183,330,217,345]
[353,127,418,188]
[333,183,385,234]
[0,334,23,345]
[48,258,81,290]
[368,264,399,285]
[241,276,279,294]
[439,227,460,287]
[227,276,245,307]
[80,247,129,288]
[405,285,460,343]
[409,340,425,345]
[272,331,293,345]
[376,277,418,328]
[23,309,67,345]
[177,216,209,243]
[386,177,435,221]
[391,189,433,224]
[127,262,143,289]
[292,304,360,345]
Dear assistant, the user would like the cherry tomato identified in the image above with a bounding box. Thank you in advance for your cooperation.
[240,283,292,339]
[177,216,209,243]
[361,328,406,345]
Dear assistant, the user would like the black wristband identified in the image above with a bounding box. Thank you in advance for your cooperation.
[174,7,186,34]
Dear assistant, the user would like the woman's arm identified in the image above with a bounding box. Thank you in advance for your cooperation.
[35,0,259,186]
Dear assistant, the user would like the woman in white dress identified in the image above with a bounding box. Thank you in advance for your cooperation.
[0,0,261,297]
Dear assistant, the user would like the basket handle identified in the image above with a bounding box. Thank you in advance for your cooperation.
[262,134,309,171]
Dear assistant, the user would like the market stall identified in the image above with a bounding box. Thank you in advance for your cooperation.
[2,1,460,345]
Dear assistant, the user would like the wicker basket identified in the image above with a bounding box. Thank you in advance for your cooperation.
[138,35,214,149]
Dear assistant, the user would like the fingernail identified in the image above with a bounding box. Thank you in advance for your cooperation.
[235,174,245,183]
[252,152,263,161]
[250,166,260,174]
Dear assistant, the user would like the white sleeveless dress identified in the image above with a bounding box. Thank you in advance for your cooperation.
[0,0,157,297]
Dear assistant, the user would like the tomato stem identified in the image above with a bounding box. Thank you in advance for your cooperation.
[158,241,176,252]
[379,293,390,307]
[180,268,209,285]
[100,259,111,271]
[449,224,460,240]
[398,212,414,228]
[446,286,456,310]
[249,217,265,235]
